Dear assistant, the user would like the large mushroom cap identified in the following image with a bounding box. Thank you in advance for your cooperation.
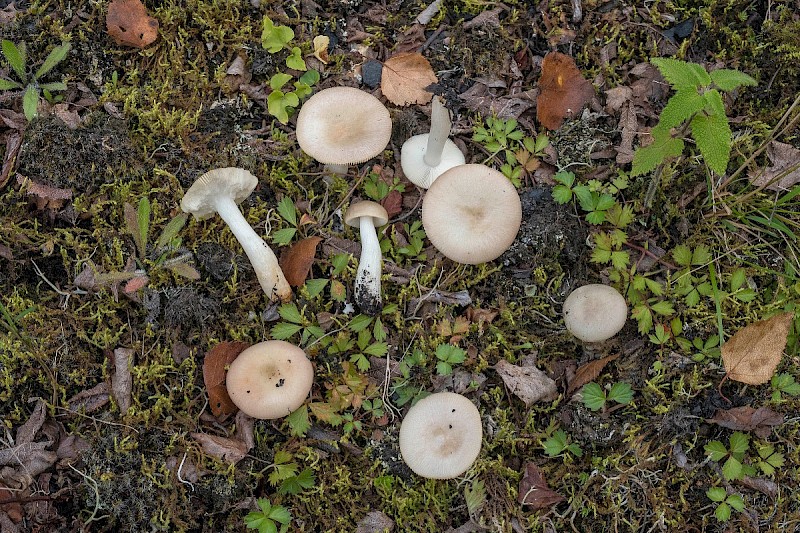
[344,201,389,228]
[399,392,482,479]
[180,167,258,220]
[225,340,314,419]
[563,284,628,342]
[422,164,522,264]
[296,87,392,166]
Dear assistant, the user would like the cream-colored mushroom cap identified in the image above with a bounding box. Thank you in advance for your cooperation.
[563,284,628,342]
[296,87,392,166]
[344,201,389,228]
[422,164,522,264]
[399,392,482,479]
[225,341,313,419]
[180,167,257,220]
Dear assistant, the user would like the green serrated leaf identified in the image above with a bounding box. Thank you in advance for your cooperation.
[692,244,712,265]
[710,68,757,92]
[610,250,630,270]
[657,88,706,130]
[651,57,711,90]
[33,42,70,80]
[271,322,303,339]
[2,40,26,81]
[272,227,297,245]
[691,106,731,175]
[726,493,745,512]
[286,405,311,436]
[436,361,453,375]
[632,305,653,333]
[551,184,573,204]
[363,342,388,357]
[348,314,373,332]
[714,502,732,522]
[304,278,328,298]
[722,456,743,480]
[705,440,728,461]
[650,300,675,316]
[277,196,297,226]
[607,382,633,404]
[672,245,692,267]
[706,487,727,502]
[582,382,606,411]
[267,504,292,524]
[278,303,303,324]
[728,432,750,455]
[631,130,684,176]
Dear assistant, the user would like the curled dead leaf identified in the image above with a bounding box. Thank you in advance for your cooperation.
[203,341,249,418]
[495,359,557,407]
[313,35,330,64]
[707,406,783,438]
[567,353,619,396]
[722,312,793,385]
[518,463,565,509]
[381,52,437,106]
[106,0,159,48]
[110,347,133,414]
[536,51,595,130]
[191,432,249,464]
[279,236,323,287]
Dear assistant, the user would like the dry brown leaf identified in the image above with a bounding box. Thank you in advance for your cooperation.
[313,35,330,64]
[707,406,784,438]
[748,141,800,191]
[110,347,133,414]
[495,359,557,407]
[518,463,565,509]
[67,382,110,413]
[722,313,793,385]
[279,236,323,287]
[567,353,619,396]
[381,52,437,106]
[190,432,249,464]
[106,0,159,48]
[356,511,395,533]
[536,52,595,130]
[203,341,249,418]
[380,190,403,218]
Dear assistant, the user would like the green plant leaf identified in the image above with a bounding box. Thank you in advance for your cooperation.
[464,479,486,516]
[704,440,728,461]
[136,197,151,257]
[607,382,633,404]
[690,104,731,175]
[714,501,731,522]
[543,430,568,457]
[651,57,711,90]
[38,81,67,92]
[650,300,675,316]
[267,503,292,523]
[657,88,706,131]
[299,69,319,87]
[551,185,573,204]
[155,213,188,249]
[721,456,743,481]
[706,486,727,502]
[304,278,328,298]
[286,405,310,436]
[261,16,294,53]
[33,42,70,80]
[1,40,26,81]
[710,69,757,91]
[270,73,293,90]
[631,129,684,176]
[278,303,303,324]
[436,361,453,375]
[726,493,745,512]
[272,227,297,245]
[285,47,306,70]
[22,85,39,121]
[581,382,606,411]
[0,78,22,90]
[278,468,315,495]
[728,432,750,455]
[672,245,692,267]
[271,322,303,339]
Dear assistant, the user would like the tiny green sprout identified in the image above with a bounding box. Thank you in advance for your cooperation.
[770,372,800,402]
[285,47,306,70]
[704,432,749,481]
[0,40,71,121]
[435,344,466,375]
[543,429,583,458]
[706,487,745,522]
[581,381,633,412]
[261,16,294,53]
[244,498,292,533]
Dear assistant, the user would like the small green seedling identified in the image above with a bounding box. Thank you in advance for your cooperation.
[704,431,749,481]
[582,381,633,412]
[706,487,744,522]
[261,16,294,53]
[244,498,292,533]
[771,372,800,402]
[0,40,71,121]
[631,58,757,176]
[543,429,583,458]
[472,116,548,187]
[435,344,466,375]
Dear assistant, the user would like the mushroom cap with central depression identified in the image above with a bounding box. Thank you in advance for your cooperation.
[422,164,522,264]
[225,341,313,419]
[562,284,628,342]
[399,392,483,479]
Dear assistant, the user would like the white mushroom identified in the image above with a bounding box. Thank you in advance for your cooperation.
[344,201,389,316]
[562,284,628,342]
[180,167,292,302]
[400,96,465,189]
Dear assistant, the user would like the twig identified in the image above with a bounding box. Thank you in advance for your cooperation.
[68,463,109,527]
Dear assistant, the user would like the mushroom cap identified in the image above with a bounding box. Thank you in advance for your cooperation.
[421,164,522,264]
[180,167,258,220]
[400,135,466,189]
[344,200,389,228]
[296,87,392,166]
[563,284,628,342]
[399,392,482,479]
[225,340,314,419]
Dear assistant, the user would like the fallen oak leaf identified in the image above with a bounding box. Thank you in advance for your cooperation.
[518,463,565,509]
[721,312,793,386]
[279,236,323,287]
[381,52,437,106]
[202,341,249,418]
[536,51,595,130]
[707,406,783,439]
[106,0,159,48]
[567,353,619,396]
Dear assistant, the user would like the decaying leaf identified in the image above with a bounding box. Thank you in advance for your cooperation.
[722,313,793,385]
[381,52,437,106]
[356,510,395,533]
[67,382,110,413]
[567,353,619,396]
[106,0,159,48]
[190,432,249,463]
[707,406,784,438]
[110,347,133,414]
[279,236,322,287]
[203,341,249,418]
[748,141,800,191]
[380,190,403,218]
[495,359,557,407]
[536,51,595,130]
[313,35,330,64]
[518,463,565,509]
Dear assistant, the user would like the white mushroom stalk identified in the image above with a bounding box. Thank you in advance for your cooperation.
[180,168,292,302]
[400,96,465,189]
[344,201,389,316]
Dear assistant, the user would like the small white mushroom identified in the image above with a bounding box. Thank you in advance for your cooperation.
[562,284,628,342]
[180,167,292,302]
[344,201,389,316]
[400,96,465,188]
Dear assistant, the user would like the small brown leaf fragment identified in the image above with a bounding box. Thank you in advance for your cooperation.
[279,236,323,287]
[190,432,249,464]
[203,341,249,418]
[738,476,778,499]
[748,141,800,191]
[111,347,133,414]
[380,190,403,218]
[106,0,159,48]
[356,510,395,533]
[707,406,784,438]
[722,313,794,385]
[313,35,330,64]
[567,353,620,396]
[518,463,565,509]
[381,52,437,106]
[536,51,595,130]
[67,382,110,413]
[495,359,557,407]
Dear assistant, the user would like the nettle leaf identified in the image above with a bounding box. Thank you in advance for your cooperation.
[581,382,606,411]
[657,88,706,130]
[651,57,711,90]
[631,129,684,176]
[691,106,731,175]
[710,68,757,92]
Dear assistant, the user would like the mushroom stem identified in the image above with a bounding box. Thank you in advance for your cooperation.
[354,216,383,315]
[324,163,350,175]
[214,195,292,302]
[423,96,451,168]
